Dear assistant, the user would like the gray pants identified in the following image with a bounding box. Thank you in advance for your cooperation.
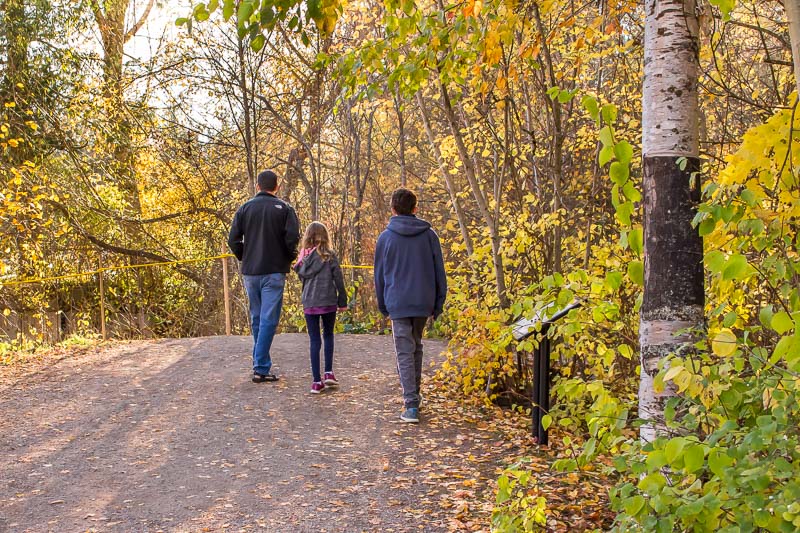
[391,317,428,409]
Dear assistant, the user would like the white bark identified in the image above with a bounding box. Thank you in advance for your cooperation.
[642,0,700,157]
[639,0,704,443]
[785,0,800,97]
[638,317,700,442]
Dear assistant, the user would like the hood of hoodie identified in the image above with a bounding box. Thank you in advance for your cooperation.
[387,215,431,237]
[296,249,325,279]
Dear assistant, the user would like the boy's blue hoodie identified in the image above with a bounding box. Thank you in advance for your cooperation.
[374,215,447,319]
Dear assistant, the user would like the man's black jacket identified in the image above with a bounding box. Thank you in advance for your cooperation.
[228,192,300,275]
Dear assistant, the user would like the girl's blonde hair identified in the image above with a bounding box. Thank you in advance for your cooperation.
[302,221,333,261]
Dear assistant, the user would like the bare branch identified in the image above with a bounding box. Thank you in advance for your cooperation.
[125,0,156,42]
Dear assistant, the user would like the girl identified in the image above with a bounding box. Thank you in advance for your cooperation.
[293,222,348,393]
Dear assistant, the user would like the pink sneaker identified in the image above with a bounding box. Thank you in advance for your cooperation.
[310,381,325,394]
[323,372,339,386]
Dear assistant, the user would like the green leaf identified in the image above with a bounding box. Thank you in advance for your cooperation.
[238,1,255,26]
[638,472,666,493]
[623,495,646,516]
[582,95,599,122]
[307,0,323,19]
[618,344,633,359]
[557,89,574,103]
[610,162,629,186]
[646,449,667,470]
[698,217,716,236]
[722,254,748,280]
[606,271,623,290]
[759,305,774,328]
[614,141,634,164]
[773,335,799,365]
[622,181,641,202]
[619,229,628,249]
[665,437,686,464]
[222,0,235,20]
[771,312,794,335]
[705,250,726,273]
[599,126,614,147]
[754,509,771,528]
[684,444,705,473]
[628,261,644,286]
[251,34,265,52]
[601,104,618,124]
[739,188,757,207]
[175,17,189,26]
[208,0,219,11]
[712,329,737,357]
[616,201,634,226]
[629,228,643,255]
[709,0,736,20]
[541,414,552,430]
[707,449,731,478]
[599,145,614,166]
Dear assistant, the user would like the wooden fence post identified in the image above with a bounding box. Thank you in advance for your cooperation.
[98,263,107,340]
[221,243,231,336]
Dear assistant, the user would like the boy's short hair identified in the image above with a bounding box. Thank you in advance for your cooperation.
[257,170,278,192]
[391,188,417,215]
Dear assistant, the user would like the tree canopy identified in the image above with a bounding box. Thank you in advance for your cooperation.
[2,0,799,529]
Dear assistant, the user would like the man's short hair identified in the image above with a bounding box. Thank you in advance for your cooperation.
[257,170,278,192]
[391,188,417,216]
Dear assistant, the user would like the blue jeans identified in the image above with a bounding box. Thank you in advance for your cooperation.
[243,273,286,375]
[305,311,336,382]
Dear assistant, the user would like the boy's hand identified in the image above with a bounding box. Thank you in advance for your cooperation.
[337,307,348,312]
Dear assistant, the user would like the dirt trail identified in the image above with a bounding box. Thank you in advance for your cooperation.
[0,334,520,533]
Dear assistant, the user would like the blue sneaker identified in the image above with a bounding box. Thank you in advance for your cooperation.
[400,407,419,423]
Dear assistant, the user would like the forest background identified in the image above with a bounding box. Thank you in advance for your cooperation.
[1,0,799,530]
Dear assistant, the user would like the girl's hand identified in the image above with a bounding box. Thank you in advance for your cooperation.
[295,246,316,265]
[337,307,348,312]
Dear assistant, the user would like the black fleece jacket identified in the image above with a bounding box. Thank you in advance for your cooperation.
[228,192,300,275]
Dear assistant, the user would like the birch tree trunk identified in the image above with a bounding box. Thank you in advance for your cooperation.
[639,0,705,442]
[785,0,800,96]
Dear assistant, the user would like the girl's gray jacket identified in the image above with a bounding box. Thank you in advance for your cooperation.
[293,250,347,309]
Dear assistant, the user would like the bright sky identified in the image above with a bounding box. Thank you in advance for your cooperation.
[126,1,185,63]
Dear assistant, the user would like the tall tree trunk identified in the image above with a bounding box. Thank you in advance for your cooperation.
[639,0,705,442]
[0,0,31,164]
[237,31,256,196]
[438,79,508,307]
[415,92,474,257]
[394,89,408,187]
[531,1,565,275]
[785,0,800,96]
[90,0,154,215]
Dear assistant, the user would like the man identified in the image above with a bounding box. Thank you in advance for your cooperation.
[374,188,447,423]
[228,170,300,382]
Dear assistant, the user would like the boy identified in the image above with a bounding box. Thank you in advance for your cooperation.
[374,188,447,423]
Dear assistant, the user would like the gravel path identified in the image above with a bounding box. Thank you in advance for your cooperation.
[0,334,516,532]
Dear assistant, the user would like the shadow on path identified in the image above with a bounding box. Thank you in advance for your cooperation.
[0,334,513,532]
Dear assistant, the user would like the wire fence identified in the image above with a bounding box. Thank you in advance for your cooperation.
[0,250,377,346]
